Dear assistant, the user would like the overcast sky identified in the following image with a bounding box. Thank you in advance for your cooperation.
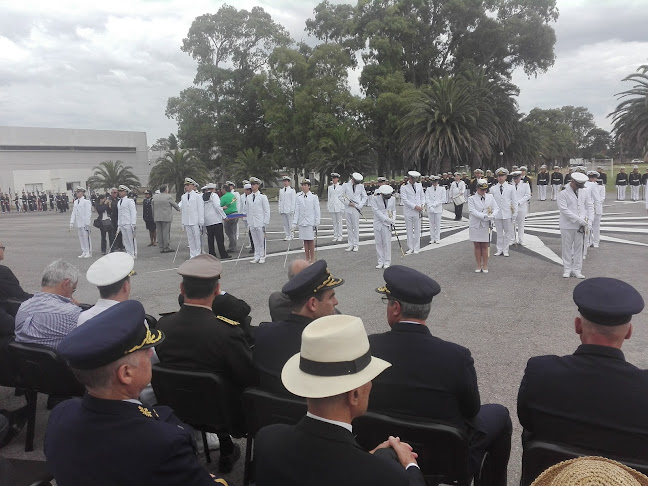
[1,0,647,146]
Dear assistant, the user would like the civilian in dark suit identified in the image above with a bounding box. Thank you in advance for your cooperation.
[255,260,343,395]
[45,300,225,486]
[518,277,646,459]
[254,314,425,486]
[369,266,511,486]
[156,254,257,473]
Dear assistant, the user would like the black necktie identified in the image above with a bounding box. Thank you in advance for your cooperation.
[119,199,122,205]
[353,185,356,193]
[284,188,286,192]
[334,186,336,190]
[384,199,387,208]
[253,194,256,202]
[481,196,485,201]
[187,193,190,200]
[413,185,416,193]
[500,185,503,195]
[304,194,307,198]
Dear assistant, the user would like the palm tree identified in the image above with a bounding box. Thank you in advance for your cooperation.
[148,149,209,201]
[316,123,373,176]
[398,76,497,174]
[86,160,141,191]
[228,148,278,186]
[609,65,648,157]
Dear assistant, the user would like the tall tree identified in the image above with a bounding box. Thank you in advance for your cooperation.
[315,123,373,180]
[229,147,278,186]
[148,149,209,201]
[86,160,141,191]
[609,64,648,158]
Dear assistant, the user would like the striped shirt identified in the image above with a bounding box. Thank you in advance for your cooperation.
[15,292,81,350]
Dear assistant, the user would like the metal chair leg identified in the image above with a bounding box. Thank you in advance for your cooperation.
[24,390,37,452]
[201,431,211,463]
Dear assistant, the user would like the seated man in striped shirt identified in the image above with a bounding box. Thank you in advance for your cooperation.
[14,259,82,350]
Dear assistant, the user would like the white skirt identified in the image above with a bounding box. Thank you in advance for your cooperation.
[469,224,489,243]
[298,225,315,241]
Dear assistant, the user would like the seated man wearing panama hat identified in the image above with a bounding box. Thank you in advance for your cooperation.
[254,314,425,486]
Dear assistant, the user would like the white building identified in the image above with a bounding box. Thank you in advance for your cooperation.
[0,126,148,195]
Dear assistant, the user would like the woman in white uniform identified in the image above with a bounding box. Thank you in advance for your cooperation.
[293,179,320,263]
[468,179,498,273]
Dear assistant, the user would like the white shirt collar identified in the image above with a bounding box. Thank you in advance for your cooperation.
[122,398,142,405]
[306,412,352,432]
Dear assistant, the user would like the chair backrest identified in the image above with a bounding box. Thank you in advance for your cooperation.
[353,412,472,486]
[7,342,84,397]
[151,364,233,432]
[241,387,307,437]
[521,440,648,486]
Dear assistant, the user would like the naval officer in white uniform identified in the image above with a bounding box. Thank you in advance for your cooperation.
[278,176,296,241]
[489,168,517,257]
[117,185,138,259]
[340,172,367,252]
[510,171,531,245]
[247,177,270,263]
[370,184,397,269]
[180,177,204,259]
[327,172,345,242]
[558,172,594,279]
[400,170,425,254]
[425,176,446,244]
[69,187,93,258]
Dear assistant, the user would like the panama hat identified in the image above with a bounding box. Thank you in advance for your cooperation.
[281,315,391,398]
[531,457,648,486]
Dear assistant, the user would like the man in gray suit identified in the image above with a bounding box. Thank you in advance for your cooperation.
[151,185,180,253]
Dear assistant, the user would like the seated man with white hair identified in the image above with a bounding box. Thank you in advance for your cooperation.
[78,253,135,326]
[254,314,425,486]
[14,259,81,350]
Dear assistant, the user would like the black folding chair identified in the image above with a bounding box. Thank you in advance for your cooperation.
[151,364,241,463]
[354,411,480,486]
[241,387,307,485]
[521,439,648,486]
[7,342,85,452]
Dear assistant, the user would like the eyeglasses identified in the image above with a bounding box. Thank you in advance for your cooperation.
[381,296,396,305]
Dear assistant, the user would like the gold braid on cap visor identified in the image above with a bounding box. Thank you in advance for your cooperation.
[376,286,391,294]
[126,327,163,354]
[314,270,342,293]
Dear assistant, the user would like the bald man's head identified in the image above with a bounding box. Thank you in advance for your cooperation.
[288,259,310,280]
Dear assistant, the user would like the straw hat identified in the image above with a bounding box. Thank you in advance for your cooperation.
[531,457,648,486]
[281,315,390,398]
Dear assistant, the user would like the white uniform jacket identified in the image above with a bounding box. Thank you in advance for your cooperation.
[585,181,603,216]
[468,193,498,229]
[489,183,518,220]
[239,193,249,216]
[558,186,595,230]
[512,182,531,211]
[278,186,296,214]
[370,194,397,227]
[246,191,270,228]
[180,190,204,226]
[117,197,137,226]
[204,193,227,226]
[339,181,368,210]
[400,182,425,215]
[425,186,446,214]
[229,189,239,212]
[69,197,92,228]
[448,180,466,199]
[327,183,345,212]
[293,192,320,227]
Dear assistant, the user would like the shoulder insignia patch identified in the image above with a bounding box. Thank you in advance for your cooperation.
[138,405,153,418]
[217,315,240,326]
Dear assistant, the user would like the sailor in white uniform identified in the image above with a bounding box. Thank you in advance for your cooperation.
[340,172,367,252]
[468,179,498,273]
[327,173,345,242]
[180,178,204,259]
[69,187,92,258]
[425,176,446,243]
[489,168,517,257]
[247,177,270,263]
[558,172,594,279]
[117,185,138,259]
[278,176,296,241]
[510,171,531,245]
[399,170,425,254]
[293,179,320,263]
[448,172,466,221]
[370,184,397,269]
[585,171,604,249]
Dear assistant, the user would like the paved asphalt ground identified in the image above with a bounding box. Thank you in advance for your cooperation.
[1,193,647,485]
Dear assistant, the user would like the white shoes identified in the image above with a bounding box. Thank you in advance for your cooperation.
[383,264,390,268]
[284,236,290,241]
[482,269,489,273]
[434,240,440,244]
[573,272,585,279]
[250,258,259,264]
[78,253,92,259]
[593,244,599,248]
[352,246,359,252]
[345,246,353,252]
[475,268,482,273]
[376,264,383,269]
[563,272,570,278]
[413,250,420,254]
[494,250,503,256]
[405,249,413,255]
[246,244,252,249]
[259,258,266,264]
[78,254,86,258]
[503,252,509,257]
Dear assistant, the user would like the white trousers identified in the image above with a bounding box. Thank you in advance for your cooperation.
[591,214,602,246]
[249,226,266,259]
[616,185,627,200]
[120,225,137,258]
[77,227,92,255]
[344,208,360,247]
[494,219,512,253]
[551,185,561,200]
[561,228,584,274]
[538,185,547,200]
[512,208,527,244]
[184,225,201,259]
[331,212,343,239]
[429,212,442,242]
[280,212,292,238]
[404,213,421,251]
[630,185,640,201]
[374,223,392,266]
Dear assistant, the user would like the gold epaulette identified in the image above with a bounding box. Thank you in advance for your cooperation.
[217,315,240,326]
